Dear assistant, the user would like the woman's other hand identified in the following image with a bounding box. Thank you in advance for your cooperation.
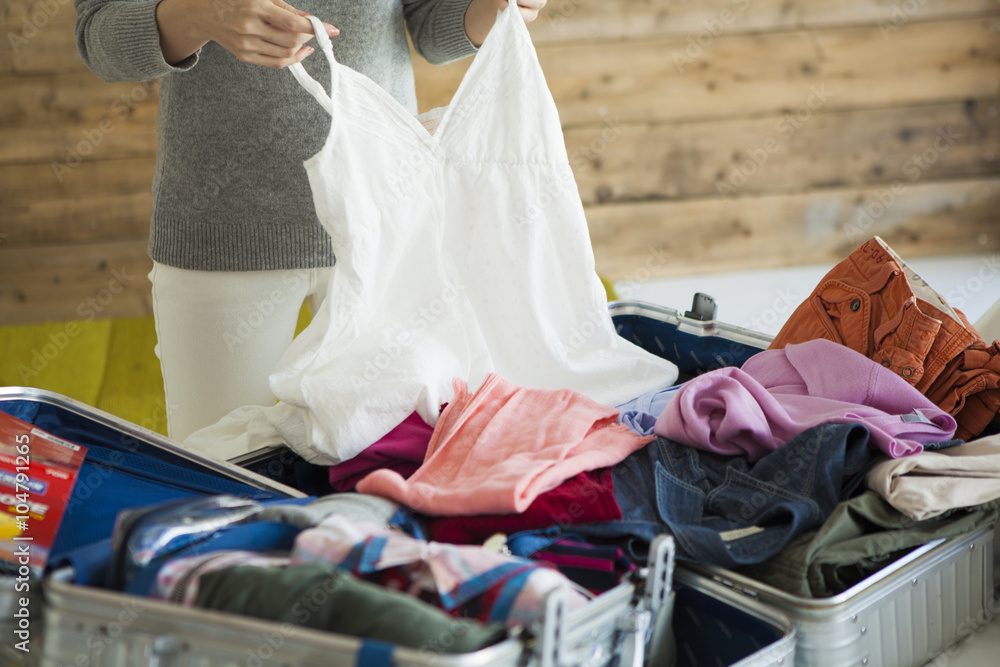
[512,0,546,24]
[465,0,547,47]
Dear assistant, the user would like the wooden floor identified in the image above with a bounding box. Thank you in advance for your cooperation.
[1,0,998,325]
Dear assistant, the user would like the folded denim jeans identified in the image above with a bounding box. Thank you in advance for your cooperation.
[591,423,875,568]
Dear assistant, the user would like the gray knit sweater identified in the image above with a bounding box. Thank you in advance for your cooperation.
[74,0,477,271]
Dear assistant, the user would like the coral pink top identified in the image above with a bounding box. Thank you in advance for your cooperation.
[357,373,653,515]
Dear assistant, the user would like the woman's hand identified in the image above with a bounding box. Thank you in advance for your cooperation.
[465,0,548,47]
[156,0,339,69]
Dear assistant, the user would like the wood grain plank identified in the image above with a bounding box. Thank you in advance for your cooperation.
[5,100,997,246]
[567,99,1000,204]
[586,177,1000,280]
[0,0,80,74]
[416,16,1000,125]
[0,73,158,164]
[0,158,154,246]
[2,0,994,75]
[532,0,997,43]
[0,239,153,325]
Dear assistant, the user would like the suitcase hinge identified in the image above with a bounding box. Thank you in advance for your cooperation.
[643,534,676,615]
[538,587,569,667]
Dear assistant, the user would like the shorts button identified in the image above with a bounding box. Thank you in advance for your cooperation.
[850,299,861,312]
[902,367,914,377]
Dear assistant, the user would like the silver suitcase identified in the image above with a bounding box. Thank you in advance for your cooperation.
[607,299,999,667]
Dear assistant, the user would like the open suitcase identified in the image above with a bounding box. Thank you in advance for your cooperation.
[608,299,1000,667]
[0,387,674,667]
[0,384,798,666]
[8,296,986,666]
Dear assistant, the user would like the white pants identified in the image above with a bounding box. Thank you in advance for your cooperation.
[149,261,333,443]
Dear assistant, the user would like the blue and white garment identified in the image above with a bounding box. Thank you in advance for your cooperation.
[291,515,590,628]
[616,383,685,436]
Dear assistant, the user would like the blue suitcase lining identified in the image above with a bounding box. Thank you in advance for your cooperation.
[613,313,764,374]
[0,399,288,561]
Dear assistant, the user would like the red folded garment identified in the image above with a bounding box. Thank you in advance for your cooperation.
[426,468,621,544]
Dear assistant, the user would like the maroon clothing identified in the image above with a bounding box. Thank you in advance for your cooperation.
[426,468,621,544]
[328,412,432,491]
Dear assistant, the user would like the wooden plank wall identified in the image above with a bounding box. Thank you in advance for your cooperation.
[1,0,998,324]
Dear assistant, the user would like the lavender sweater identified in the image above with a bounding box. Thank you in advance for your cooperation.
[74,0,477,270]
[654,338,959,461]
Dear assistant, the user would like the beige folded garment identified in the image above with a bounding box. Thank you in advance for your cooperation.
[867,434,1000,521]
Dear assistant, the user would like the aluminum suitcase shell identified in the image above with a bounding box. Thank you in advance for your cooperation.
[35,537,676,667]
[0,387,672,667]
[680,527,996,667]
[670,567,797,667]
[607,299,999,667]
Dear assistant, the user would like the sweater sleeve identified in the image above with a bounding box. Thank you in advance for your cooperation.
[74,0,199,82]
[403,0,479,65]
